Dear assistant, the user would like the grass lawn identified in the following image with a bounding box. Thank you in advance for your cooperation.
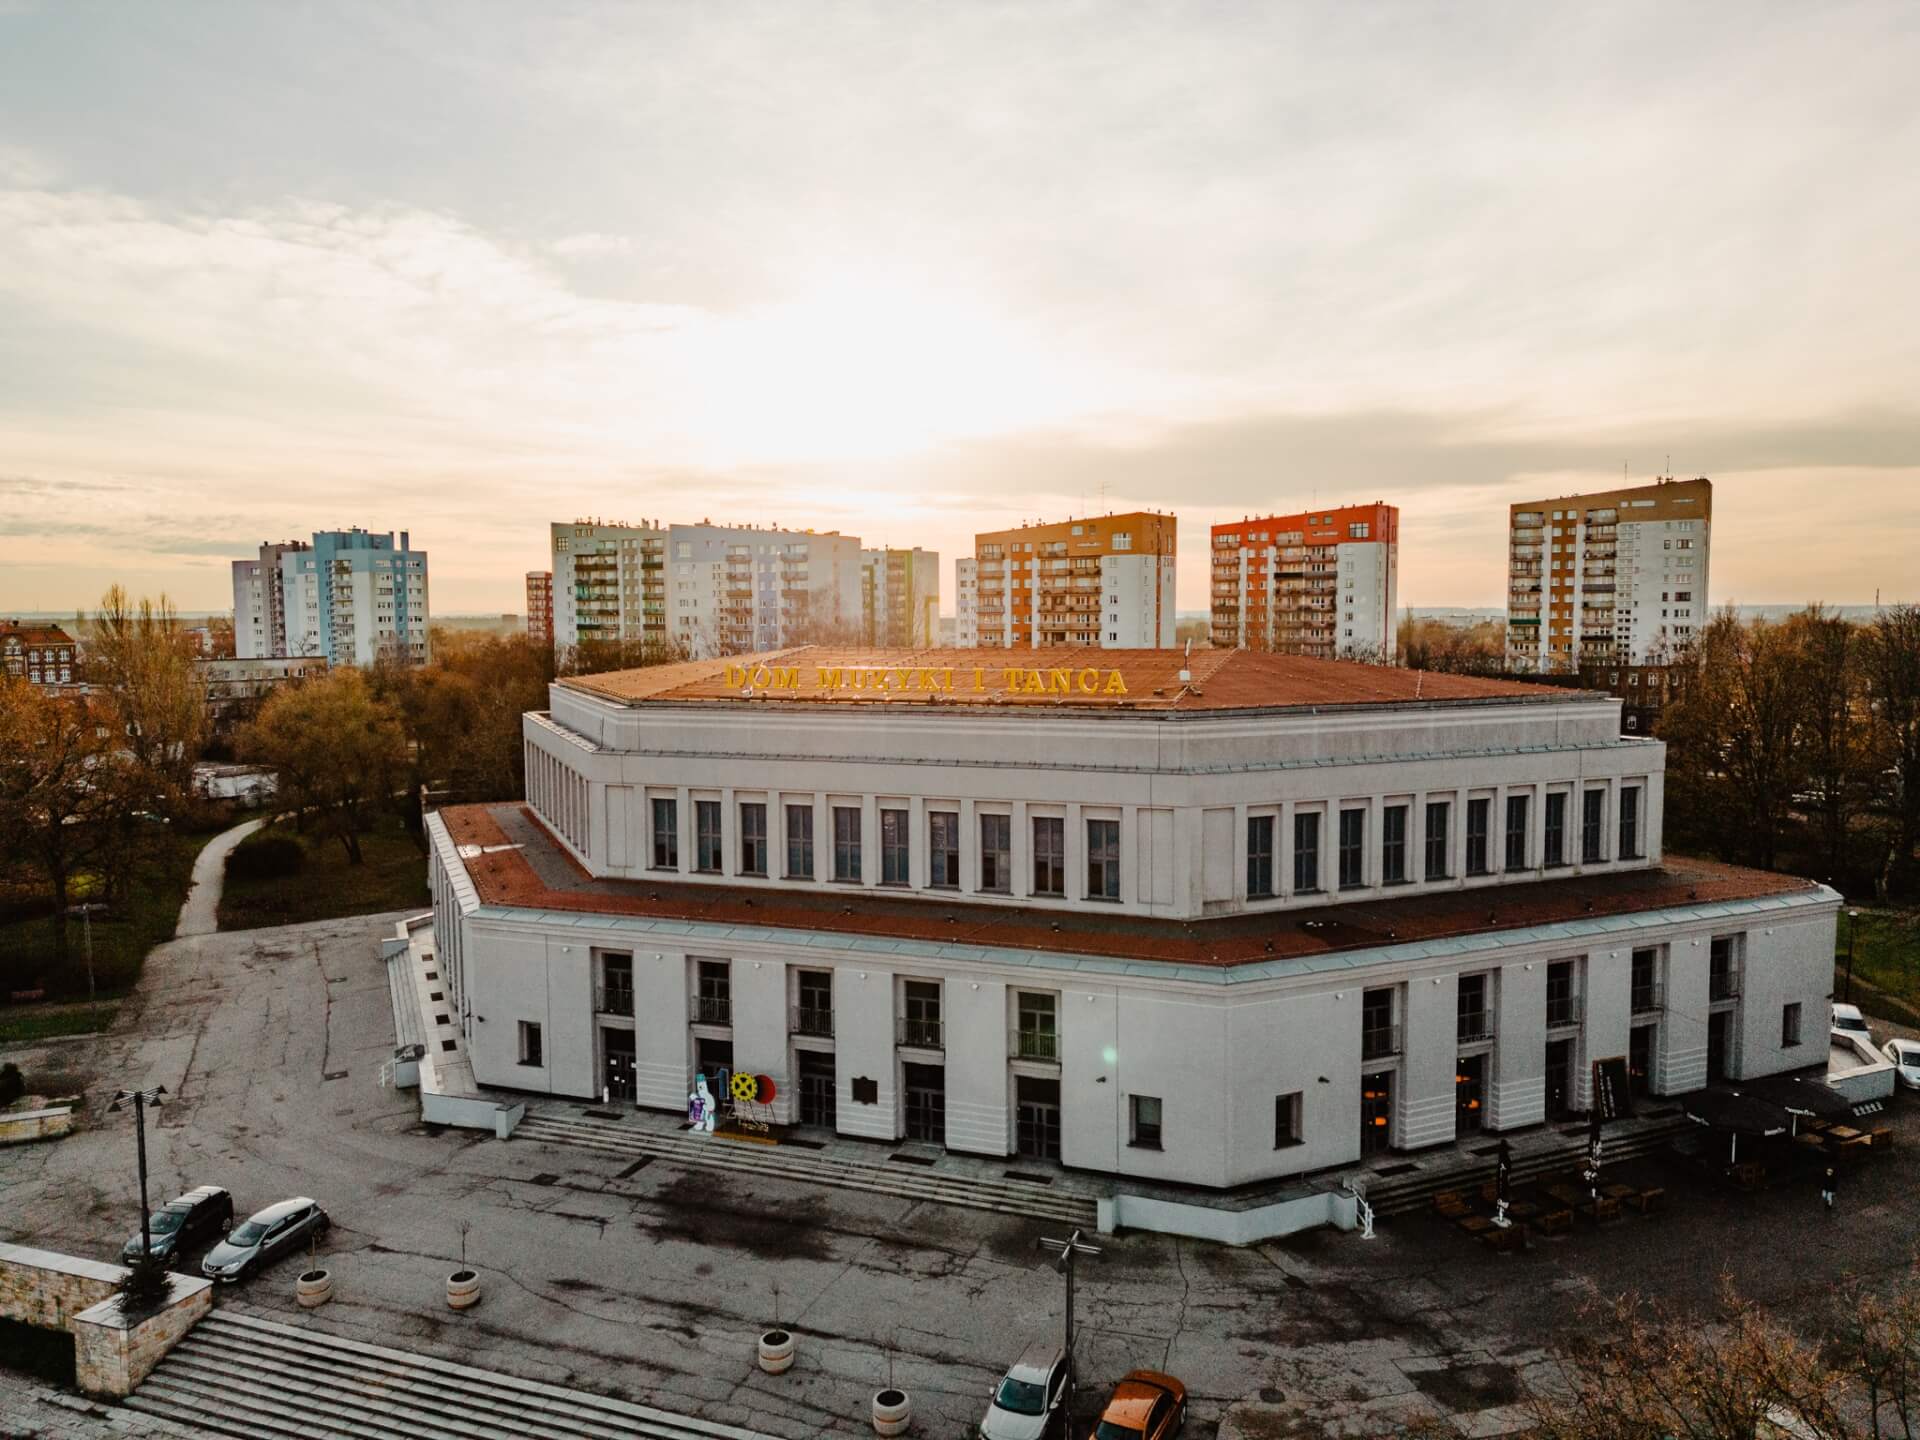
[0,825,207,1006]
[0,1000,121,1046]
[1836,907,1920,1021]
[217,810,429,931]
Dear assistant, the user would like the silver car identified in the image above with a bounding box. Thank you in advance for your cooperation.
[980,1339,1068,1440]
[1883,1039,1920,1090]
[200,1197,329,1282]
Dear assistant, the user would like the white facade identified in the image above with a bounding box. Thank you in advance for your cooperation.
[1334,542,1397,660]
[425,650,1838,1188]
[550,520,669,659]
[232,534,405,664]
[954,558,978,647]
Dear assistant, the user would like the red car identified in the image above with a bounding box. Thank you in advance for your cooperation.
[1089,1370,1186,1440]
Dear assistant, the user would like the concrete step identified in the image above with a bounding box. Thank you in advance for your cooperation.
[516,1112,1100,1224]
[1364,1119,1691,1216]
[121,1309,785,1440]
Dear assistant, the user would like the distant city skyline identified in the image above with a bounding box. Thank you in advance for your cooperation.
[2,3,1916,614]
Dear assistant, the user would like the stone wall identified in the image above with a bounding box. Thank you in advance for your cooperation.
[0,1107,75,1145]
[0,1242,124,1331]
[71,1278,213,1397]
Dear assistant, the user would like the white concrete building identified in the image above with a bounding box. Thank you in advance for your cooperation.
[1210,503,1399,661]
[233,532,423,665]
[426,646,1838,1188]
[550,520,669,660]
[954,558,979,647]
[973,513,1177,649]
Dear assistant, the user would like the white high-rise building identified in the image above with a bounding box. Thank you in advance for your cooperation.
[233,531,422,666]
[1506,477,1712,673]
[954,558,979,647]
[1210,503,1399,661]
[972,512,1176,649]
[550,520,670,660]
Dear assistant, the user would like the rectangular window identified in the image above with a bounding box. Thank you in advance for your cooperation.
[1016,991,1058,1059]
[1274,1092,1303,1148]
[1338,808,1365,889]
[1544,792,1567,867]
[1129,1094,1163,1149]
[651,797,678,870]
[979,813,1012,893]
[739,802,767,876]
[1782,1002,1802,1048]
[695,959,731,1025]
[1293,811,1320,892]
[929,812,961,888]
[695,800,723,874]
[1032,816,1065,896]
[1087,819,1121,900]
[1247,815,1275,898]
[1581,789,1606,863]
[1631,947,1661,1013]
[1710,935,1740,1000]
[880,808,910,885]
[1546,960,1577,1028]
[1504,794,1528,871]
[832,805,862,882]
[1424,801,1450,880]
[901,979,942,1048]
[785,803,814,880]
[1618,786,1641,860]
[1458,973,1491,1043]
[1466,798,1490,876]
[517,1020,542,1067]
[796,971,833,1037]
[1382,804,1408,884]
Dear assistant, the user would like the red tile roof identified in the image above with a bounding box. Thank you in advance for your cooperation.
[558,647,1588,715]
[440,803,1822,971]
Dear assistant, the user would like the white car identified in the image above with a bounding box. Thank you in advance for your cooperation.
[1833,1003,1872,1040]
[1882,1038,1920,1090]
[979,1339,1068,1440]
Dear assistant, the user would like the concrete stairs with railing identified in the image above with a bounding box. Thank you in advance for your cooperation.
[123,1310,781,1440]
[515,1108,1100,1226]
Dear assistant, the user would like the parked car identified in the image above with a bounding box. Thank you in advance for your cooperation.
[1088,1370,1186,1440]
[201,1197,328,1282]
[980,1339,1068,1439]
[120,1185,232,1264]
[1883,1038,1920,1090]
[1833,1003,1872,1040]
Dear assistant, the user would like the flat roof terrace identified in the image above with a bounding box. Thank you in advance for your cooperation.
[557,646,1593,716]
[441,803,1822,974]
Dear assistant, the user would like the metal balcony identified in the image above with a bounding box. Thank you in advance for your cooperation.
[689,995,732,1026]
[897,1016,944,1050]
[1545,997,1583,1030]
[595,983,635,1017]
[1456,1014,1494,1046]
[1630,982,1664,1016]
[791,1005,833,1039]
[1011,1027,1059,1062]
[1710,970,1740,1002]
[1360,1023,1402,1061]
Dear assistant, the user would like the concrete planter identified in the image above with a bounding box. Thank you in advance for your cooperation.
[757,1328,794,1374]
[446,1269,481,1311]
[872,1388,911,1436]
[295,1269,333,1308]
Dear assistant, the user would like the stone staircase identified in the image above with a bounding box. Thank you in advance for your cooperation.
[1360,1116,1693,1217]
[515,1109,1101,1227]
[123,1310,782,1440]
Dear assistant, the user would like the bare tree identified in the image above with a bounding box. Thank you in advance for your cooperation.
[81,586,208,814]
[1861,606,1920,898]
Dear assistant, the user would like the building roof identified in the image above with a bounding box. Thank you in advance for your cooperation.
[0,621,77,647]
[557,646,1587,714]
[439,803,1823,974]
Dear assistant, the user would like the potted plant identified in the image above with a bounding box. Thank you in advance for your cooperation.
[871,1352,911,1435]
[446,1220,480,1311]
[296,1231,332,1308]
[758,1285,794,1373]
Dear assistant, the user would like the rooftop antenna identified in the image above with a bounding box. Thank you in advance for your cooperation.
[1178,637,1192,684]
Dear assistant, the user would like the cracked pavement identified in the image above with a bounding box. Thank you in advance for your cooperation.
[4,914,1918,1438]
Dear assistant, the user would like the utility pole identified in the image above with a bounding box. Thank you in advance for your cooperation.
[68,902,107,1025]
[109,1086,168,1259]
[1038,1229,1101,1398]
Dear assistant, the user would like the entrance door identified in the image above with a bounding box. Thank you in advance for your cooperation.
[603,1028,636,1101]
[798,1050,837,1129]
[1361,1071,1393,1154]
[1545,1039,1574,1119]
[903,1063,945,1144]
[1455,1055,1485,1133]
[1015,1076,1062,1161]
[1708,1010,1731,1083]
[1629,1024,1655,1098]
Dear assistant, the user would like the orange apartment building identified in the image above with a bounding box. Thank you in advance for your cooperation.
[972,512,1177,649]
[1209,503,1399,660]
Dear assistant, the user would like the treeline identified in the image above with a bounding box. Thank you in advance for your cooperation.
[1662,605,1920,899]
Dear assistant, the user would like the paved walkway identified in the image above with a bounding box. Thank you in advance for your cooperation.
[173,815,268,938]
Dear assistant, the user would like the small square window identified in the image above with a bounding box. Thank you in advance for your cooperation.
[1129,1094,1163,1149]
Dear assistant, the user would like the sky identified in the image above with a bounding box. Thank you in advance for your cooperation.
[1,1,1916,616]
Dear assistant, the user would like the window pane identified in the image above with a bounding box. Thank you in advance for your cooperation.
[833,805,861,882]
[652,797,678,869]
[930,812,960,887]
[695,799,723,873]
[1382,804,1407,884]
[1424,801,1449,880]
[1087,819,1120,899]
[785,803,814,879]
[740,802,767,876]
[1618,787,1640,859]
[1032,816,1065,896]
[880,808,910,885]
[1466,798,1490,876]
[980,813,1011,893]
[1544,792,1566,866]
[1338,809,1364,889]
[1504,794,1528,870]
[1582,789,1605,862]
[1247,815,1275,897]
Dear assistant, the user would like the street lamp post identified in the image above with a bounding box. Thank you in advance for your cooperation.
[108,1086,168,1260]
[1039,1229,1101,1401]
[67,902,108,1024]
[1845,909,1860,1003]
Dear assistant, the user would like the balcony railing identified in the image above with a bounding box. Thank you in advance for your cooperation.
[1546,996,1582,1029]
[1360,1023,1402,1061]
[897,1015,944,1050]
[1011,1027,1059,1061]
[595,983,635,1017]
[1630,982,1664,1015]
[1710,969,1740,1002]
[791,1005,834,1038]
[1456,1013,1494,1046]
[689,995,732,1026]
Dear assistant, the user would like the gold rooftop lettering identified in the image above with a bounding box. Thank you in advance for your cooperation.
[721,664,1130,697]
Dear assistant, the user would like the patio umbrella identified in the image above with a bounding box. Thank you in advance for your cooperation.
[1681,1090,1791,1164]
[1738,1076,1855,1133]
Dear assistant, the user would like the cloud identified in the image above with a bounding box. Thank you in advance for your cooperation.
[549,232,633,258]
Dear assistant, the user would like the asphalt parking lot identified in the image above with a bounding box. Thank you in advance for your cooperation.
[3,914,1917,1438]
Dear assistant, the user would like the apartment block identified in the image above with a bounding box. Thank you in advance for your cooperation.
[954,558,979,647]
[1506,477,1711,673]
[1,620,79,689]
[972,512,1176,649]
[1210,503,1399,660]
[525,572,553,646]
[234,530,425,666]
[859,548,940,647]
[551,520,864,659]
